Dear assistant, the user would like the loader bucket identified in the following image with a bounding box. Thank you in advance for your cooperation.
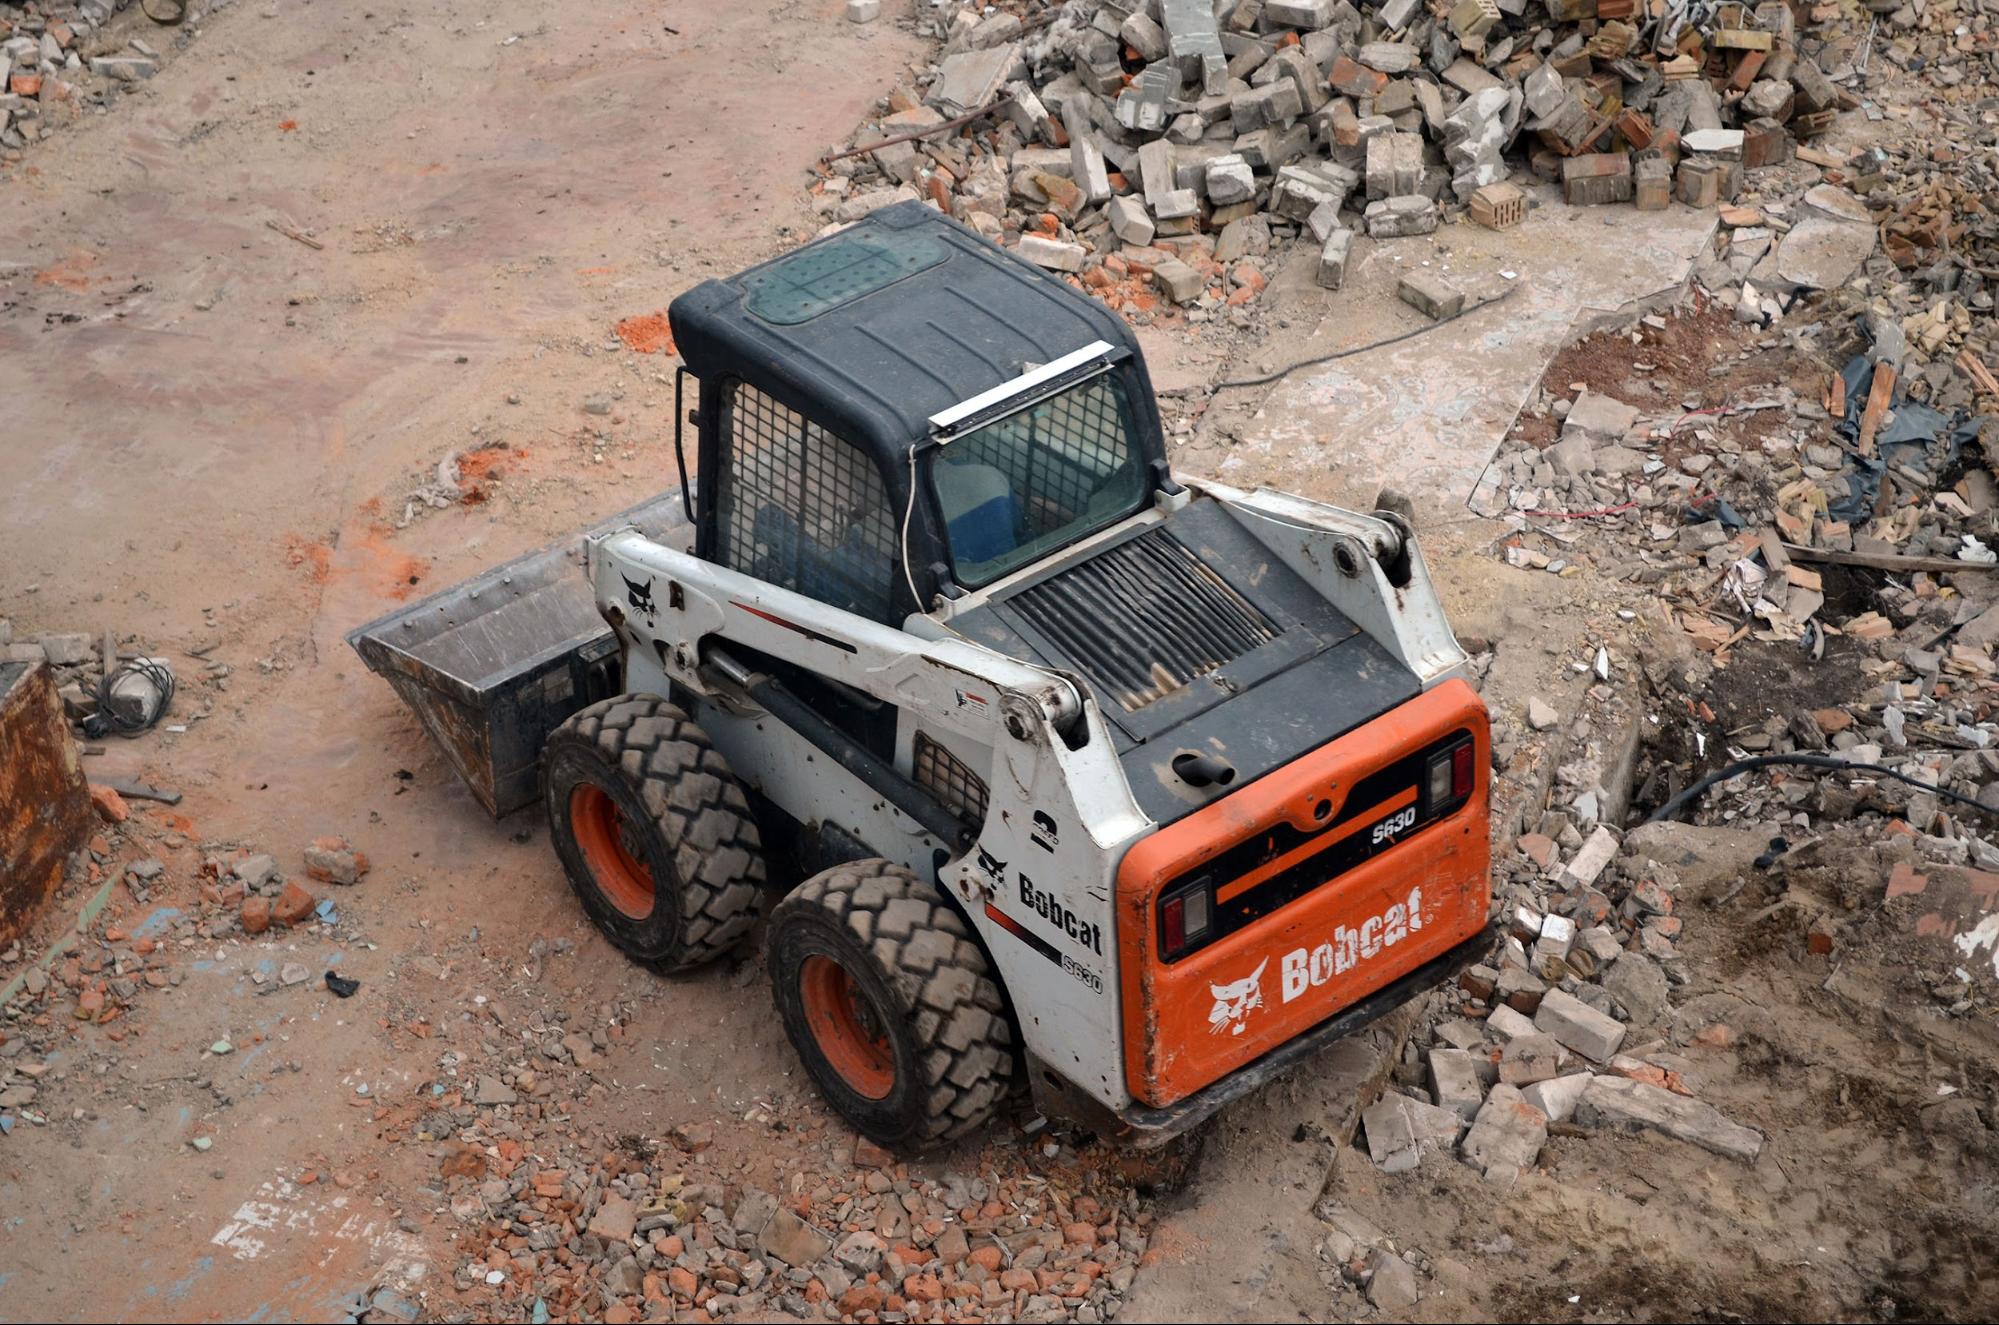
[344,492,691,818]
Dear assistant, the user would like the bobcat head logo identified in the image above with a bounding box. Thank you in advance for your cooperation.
[1208,959,1268,1037]
[623,573,657,621]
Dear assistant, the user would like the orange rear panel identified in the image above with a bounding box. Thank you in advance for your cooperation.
[1117,679,1490,1107]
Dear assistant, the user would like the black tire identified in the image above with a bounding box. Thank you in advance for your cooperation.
[542,695,766,972]
[767,860,1015,1149]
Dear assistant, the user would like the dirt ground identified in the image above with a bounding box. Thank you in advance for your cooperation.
[2,3,1995,1324]
[0,1,943,1318]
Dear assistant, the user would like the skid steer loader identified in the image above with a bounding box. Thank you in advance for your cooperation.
[350,202,1494,1150]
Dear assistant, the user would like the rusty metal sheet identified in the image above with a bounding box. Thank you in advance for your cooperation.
[0,660,92,947]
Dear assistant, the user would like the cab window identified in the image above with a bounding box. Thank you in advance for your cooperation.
[715,381,898,622]
[927,371,1149,588]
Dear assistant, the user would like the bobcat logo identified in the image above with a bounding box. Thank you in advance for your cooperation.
[623,573,658,621]
[1208,958,1267,1037]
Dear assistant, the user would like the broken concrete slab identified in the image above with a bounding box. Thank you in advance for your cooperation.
[1563,390,1640,443]
[1363,1091,1467,1171]
[1240,190,1714,518]
[1575,1075,1764,1162]
[927,43,1020,116]
[1773,184,1877,291]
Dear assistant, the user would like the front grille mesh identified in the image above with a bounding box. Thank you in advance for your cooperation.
[1008,528,1277,710]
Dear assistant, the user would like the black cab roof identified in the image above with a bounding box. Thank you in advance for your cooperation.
[668,202,1160,472]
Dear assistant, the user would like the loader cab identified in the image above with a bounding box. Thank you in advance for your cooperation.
[666,203,1175,627]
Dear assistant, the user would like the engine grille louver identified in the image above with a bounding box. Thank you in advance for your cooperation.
[1008,528,1277,711]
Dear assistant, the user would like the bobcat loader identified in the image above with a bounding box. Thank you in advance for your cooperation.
[350,203,1494,1149]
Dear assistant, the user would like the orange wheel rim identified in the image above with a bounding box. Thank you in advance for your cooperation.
[800,955,895,1100]
[568,783,655,919]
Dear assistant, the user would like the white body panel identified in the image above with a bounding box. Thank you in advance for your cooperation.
[1185,478,1468,688]
[593,530,1149,1111]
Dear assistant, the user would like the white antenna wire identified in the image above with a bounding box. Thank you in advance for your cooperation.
[902,444,925,615]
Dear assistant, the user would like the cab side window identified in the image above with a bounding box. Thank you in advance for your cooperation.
[715,381,899,623]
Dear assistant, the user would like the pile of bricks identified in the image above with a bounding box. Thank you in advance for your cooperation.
[0,0,200,161]
[824,0,1859,315]
[1362,817,1767,1187]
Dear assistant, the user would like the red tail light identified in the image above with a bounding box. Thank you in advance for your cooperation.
[1452,741,1475,798]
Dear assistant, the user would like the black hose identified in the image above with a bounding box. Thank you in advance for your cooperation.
[1171,281,1525,396]
[1641,752,1999,825]
[82,657,175,739]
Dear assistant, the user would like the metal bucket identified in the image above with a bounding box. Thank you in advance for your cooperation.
[345,492,691,817]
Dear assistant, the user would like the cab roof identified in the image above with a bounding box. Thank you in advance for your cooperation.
[668,203,1151,464]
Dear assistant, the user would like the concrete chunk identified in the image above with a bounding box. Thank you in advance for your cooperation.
[1563,390,1639,444]
[928,44,1020,116]
[1498,1032,1563,1085]
[1429,1047,1486,1121]
[1316,228,1354,289]
[1363,1092,1466,1172]
[1364,194,1438,238]
[1576,1075,1764,1162]
[1204,152,1256,204]
[1561,825,1619,888]
[1107,194,1154,246]
[1522,1072,1594,1123]
[1070,133,1112,205]
[1014,234,1087,273]
[1461,1083,1547,1181]
[1534,987,1628,1062]
[1266,0,1338,27]
[1398,270,1464,320]
[1365,131,1424,200]
[1153,257,1206,303]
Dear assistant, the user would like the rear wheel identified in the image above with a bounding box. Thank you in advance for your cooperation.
[768,860,1015,1149]
[543,695,766,971]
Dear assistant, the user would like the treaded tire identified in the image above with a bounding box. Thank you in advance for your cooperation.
[768,859,1015,1149]
[543,694,766,972]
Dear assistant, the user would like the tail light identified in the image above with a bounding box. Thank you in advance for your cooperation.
[1426,738,1477,812]
[1161,879,1214,958]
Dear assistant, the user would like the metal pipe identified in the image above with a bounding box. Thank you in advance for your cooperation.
[703,647,973,851]
[672,367,696,523]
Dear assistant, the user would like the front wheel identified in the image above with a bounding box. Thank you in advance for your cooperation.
[542,695,766,972]
[767,860,1015,1149]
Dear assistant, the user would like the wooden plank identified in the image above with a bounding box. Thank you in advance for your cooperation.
[1781,542,1999,574]
[1958,349,1999,399]
[1857,362,1897,455]
[1757,526,1792,571]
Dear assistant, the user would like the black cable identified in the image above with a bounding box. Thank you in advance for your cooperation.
[1169,280,1525,396]
[82,657,176,738]
[1642,752,1999,825]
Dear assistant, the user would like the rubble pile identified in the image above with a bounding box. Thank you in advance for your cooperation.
[1359,823,1762,1196]
[2,616,211,736]
[0,792,368,1142]
[430,1109,1146,1324]
[825,0,1861,316]
[0,0,207,160]
[1484,298,1999,847]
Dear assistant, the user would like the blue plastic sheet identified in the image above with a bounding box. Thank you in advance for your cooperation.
[1828,354,1991,525]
